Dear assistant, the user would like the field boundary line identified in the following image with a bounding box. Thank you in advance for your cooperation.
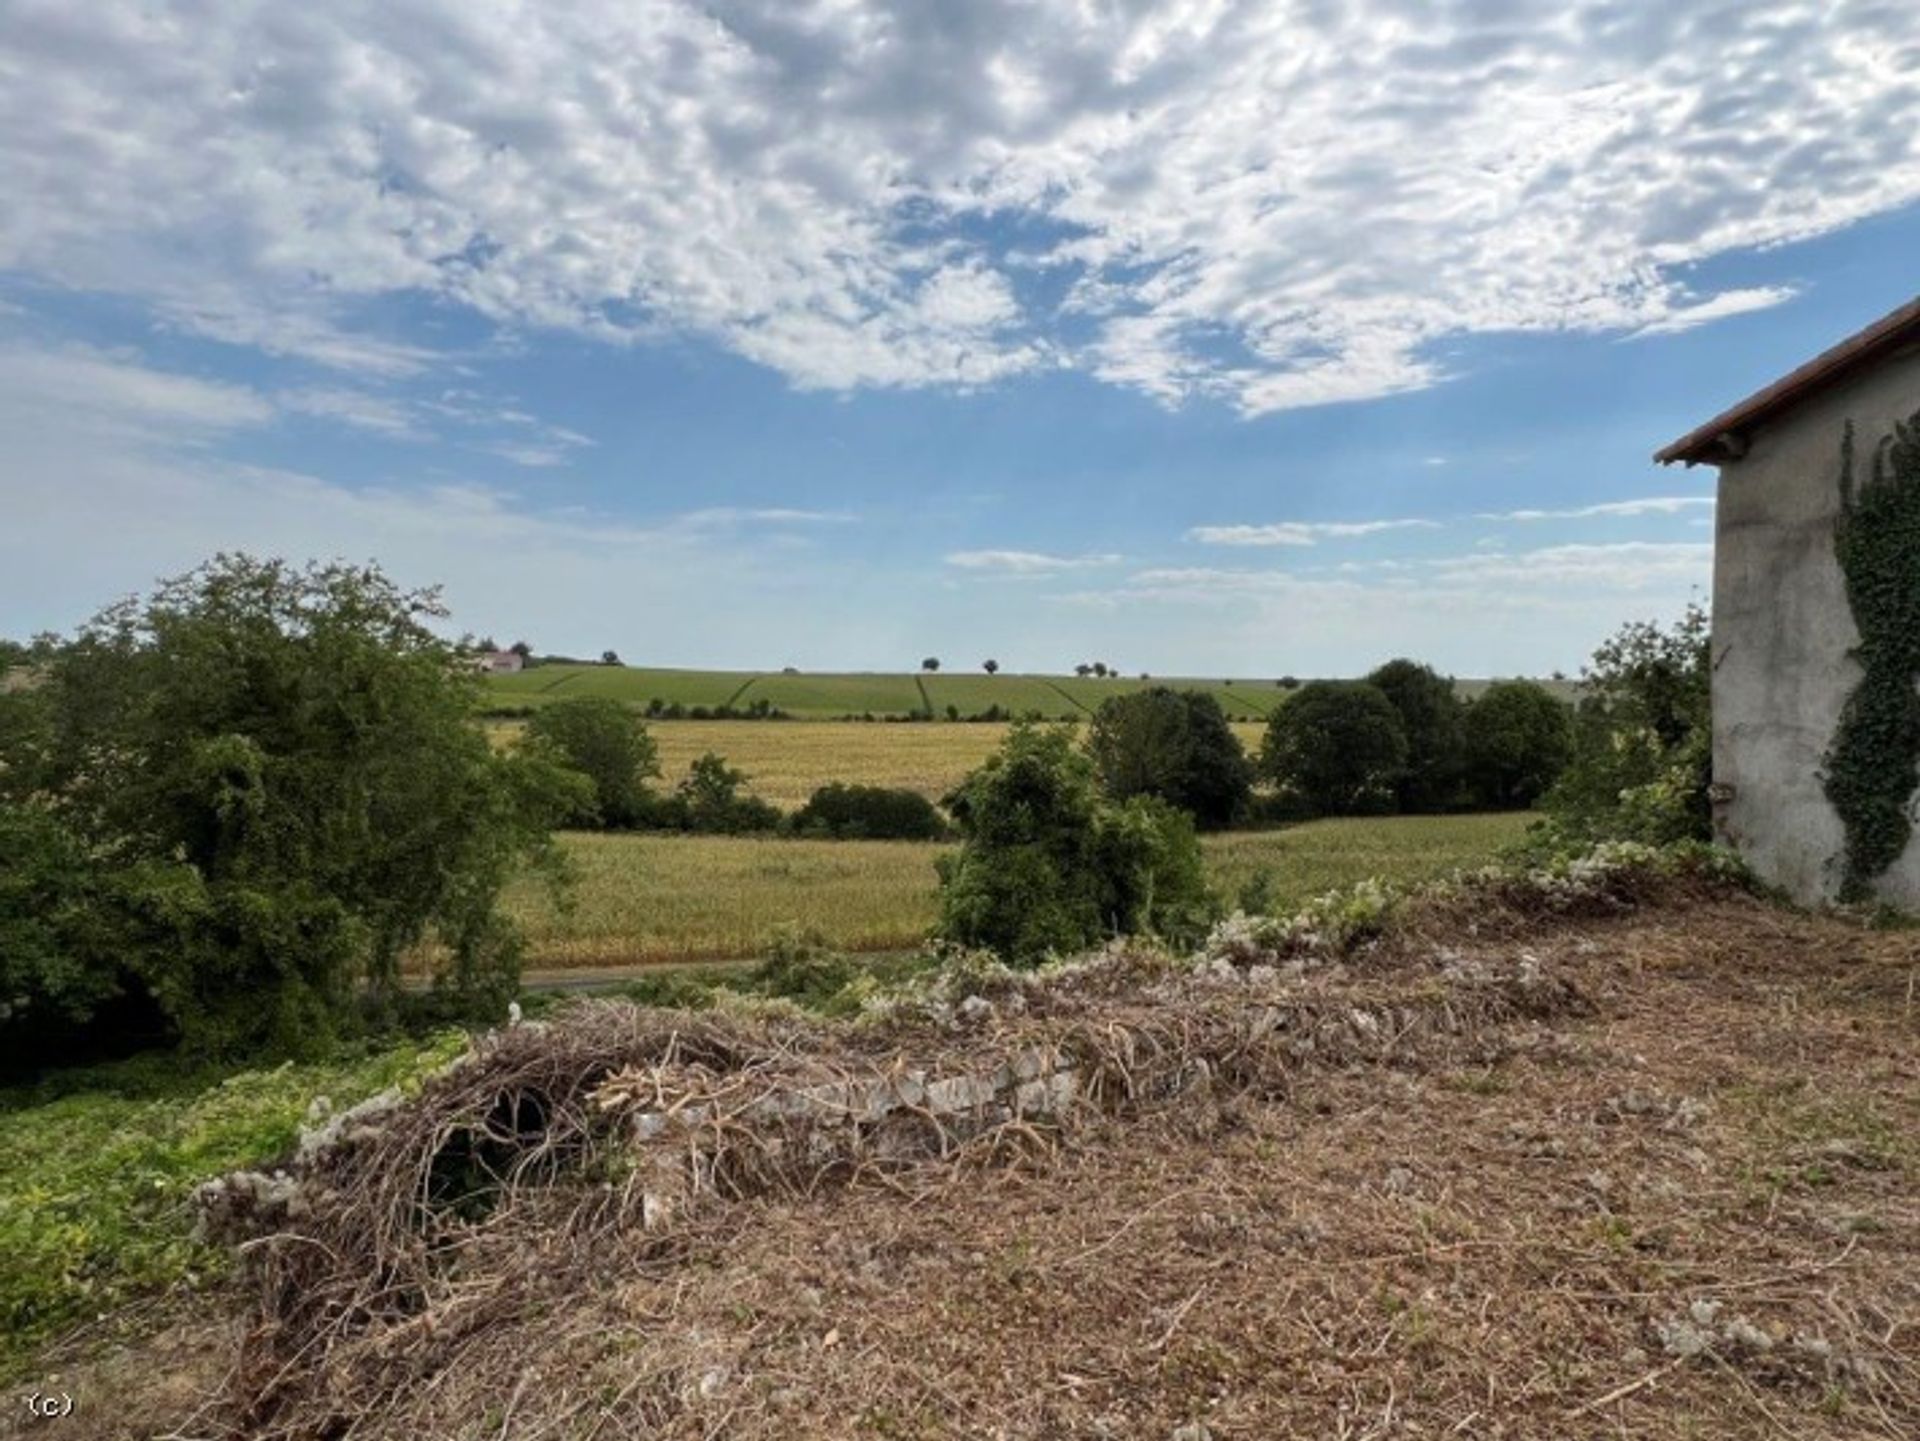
[1040,679,1094,716]
[537,668,582,694]
[723,675,761,709]
[913,674,933,717]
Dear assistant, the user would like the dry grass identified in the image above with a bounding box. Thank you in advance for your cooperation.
[33,868,1920,1440]
[507,833,947,966]
[487,720,1273,808]
[502,814,1536,969]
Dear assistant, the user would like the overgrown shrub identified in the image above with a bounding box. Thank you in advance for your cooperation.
[521,696,660,828]
[0,555,584,1059]
[1259,681,1407,816]
[1086,687,1253,829]
[1537,606,1711,849]
[791,783,946,840]
[936,724,1216,964]
[750,927,863,1012]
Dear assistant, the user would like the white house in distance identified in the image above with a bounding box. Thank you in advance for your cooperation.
[473,650,526,675]
[1658,295,1920,911]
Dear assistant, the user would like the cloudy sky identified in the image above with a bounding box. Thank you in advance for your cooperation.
[3,0,1917,675]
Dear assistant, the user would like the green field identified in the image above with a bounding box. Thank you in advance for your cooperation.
[485,664,1577,721]
[503,812,1534,968]
[485,664,1298,720]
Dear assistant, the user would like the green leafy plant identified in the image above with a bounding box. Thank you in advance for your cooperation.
[521,696,660,828]
[1536,605,1710,851]
[1826,413,1920,897]
[1366,659,1466,812]
[937,724,1216,964]
[1086,686,1254,829]
[1259,681,1407,816]
[792,783,947,840]
[0,555,586,1059]
[1462,680,1573,810]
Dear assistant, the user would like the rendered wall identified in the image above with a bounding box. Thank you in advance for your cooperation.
[1710,343,1920,909]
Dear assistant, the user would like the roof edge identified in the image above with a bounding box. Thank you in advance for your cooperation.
[1654,294,1920,466]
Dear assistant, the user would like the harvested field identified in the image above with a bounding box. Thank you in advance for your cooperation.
[503,814,1534,968]
[485,719,1270,809]
[25,865,1919,1440]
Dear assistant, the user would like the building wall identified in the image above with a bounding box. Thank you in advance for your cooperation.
[1710,343,1920,909]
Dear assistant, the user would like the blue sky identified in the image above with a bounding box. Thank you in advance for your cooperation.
[3,1,1917,676]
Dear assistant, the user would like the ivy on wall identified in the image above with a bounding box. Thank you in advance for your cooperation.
[1824,411,1920,899]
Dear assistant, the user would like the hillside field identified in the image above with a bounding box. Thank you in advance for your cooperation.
[489,664,1302,720]
[485,663,1580,722]
[502,812,1535,968]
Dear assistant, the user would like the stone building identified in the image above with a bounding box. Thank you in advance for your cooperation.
[1658,295,1920,910]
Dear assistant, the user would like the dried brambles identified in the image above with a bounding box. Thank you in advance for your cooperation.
[1826,413,1920,897]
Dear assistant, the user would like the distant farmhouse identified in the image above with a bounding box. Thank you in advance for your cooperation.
[473,649,526,675]
[1659,296,1920,910]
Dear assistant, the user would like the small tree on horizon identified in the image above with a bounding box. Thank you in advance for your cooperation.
[921,656,941,673]
[983,658,999,675]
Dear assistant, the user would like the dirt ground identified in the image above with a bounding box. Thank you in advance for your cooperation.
[14,887,1918,1440]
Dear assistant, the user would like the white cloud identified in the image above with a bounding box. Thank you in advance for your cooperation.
[0,341,271,442]
[0,338,884,659]
[1481,496,1716,522]
[1188,518,1441,547]
[0,2,1911,407]
[677,507,857,529]
[280,386,423,439]
[946,549,1124,574]
[1633,286,1798,338]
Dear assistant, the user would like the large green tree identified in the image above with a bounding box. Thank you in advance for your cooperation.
[1365,659,1465,812]
[522,696,659,827]
[1086,687,1253,829]
[0,555,586,1056]
[937,724,1214,964]
[1260,681,1408,815]
[1463,680,1573,809]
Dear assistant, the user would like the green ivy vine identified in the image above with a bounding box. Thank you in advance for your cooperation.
[1824,410,1920,898]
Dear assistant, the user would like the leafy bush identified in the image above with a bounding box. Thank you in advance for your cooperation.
[1462,680,1573,809]
[1259,681,1408,816]
[521,696,660,828]
[641,752,785,834]
[750,927,864,1013]
[1365,659,1466,812]
[0,1033,465,1361]
[936,724,1216,965]
[0,555,585,1059]
[792,783,947,840]
[1538,606,1711,848]
[1086,687,1254,829]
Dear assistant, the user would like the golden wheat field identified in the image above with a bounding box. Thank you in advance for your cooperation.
[490,719,1271,808]
[504,812,1535,969]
